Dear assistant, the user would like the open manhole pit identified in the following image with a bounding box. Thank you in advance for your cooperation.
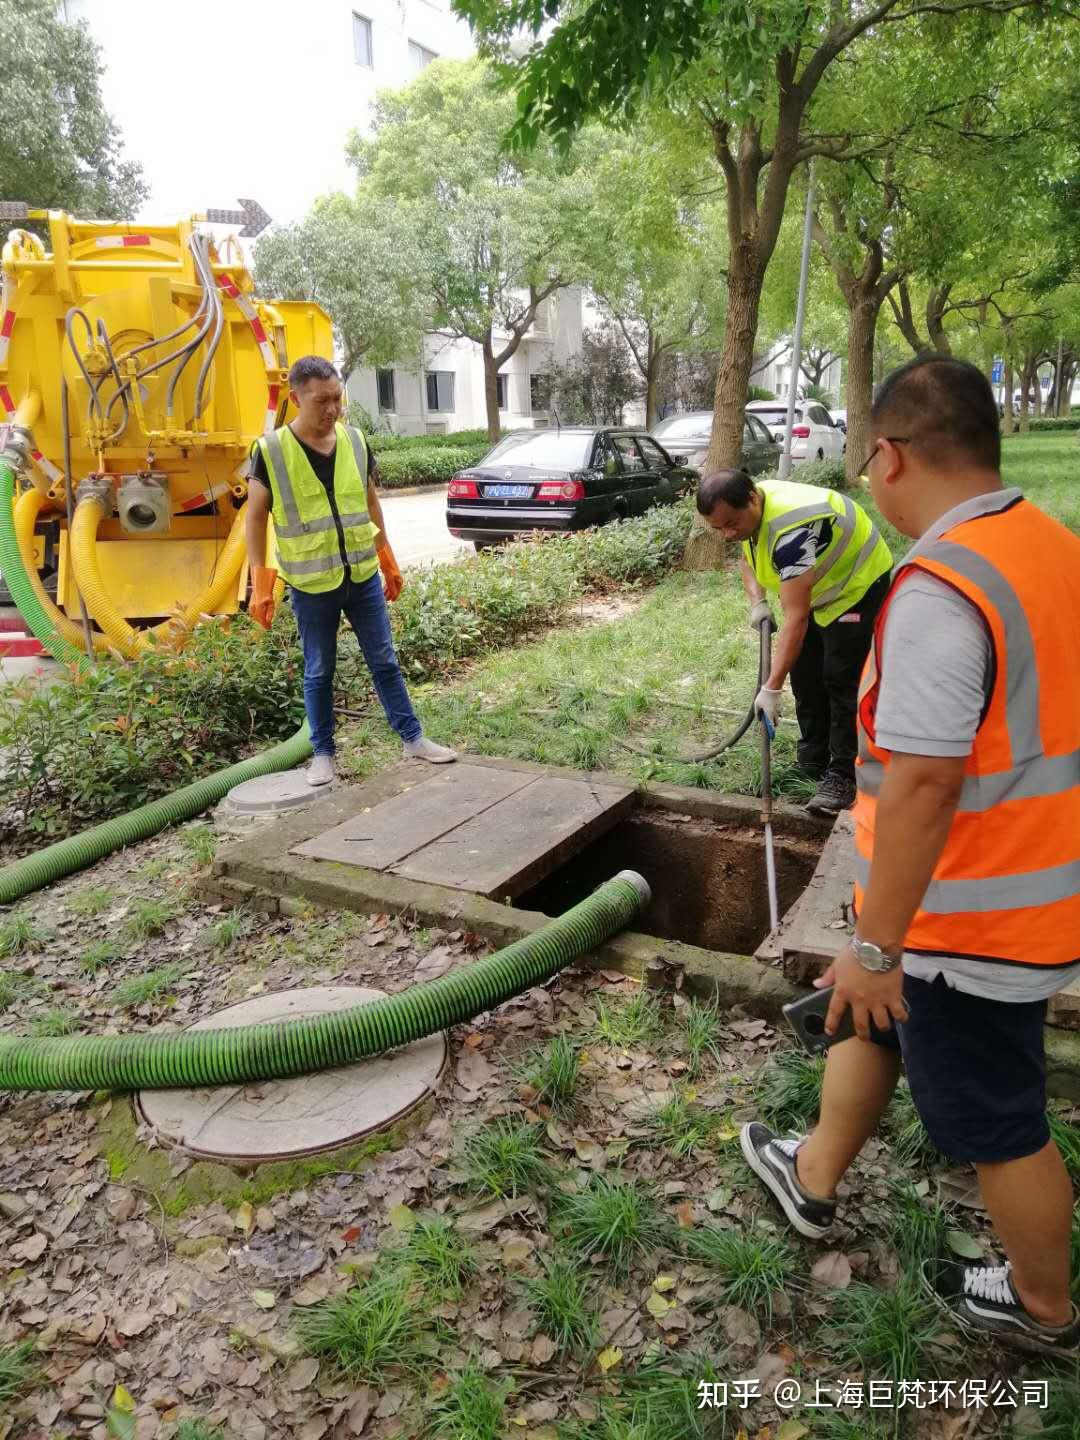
[516,808,822,956]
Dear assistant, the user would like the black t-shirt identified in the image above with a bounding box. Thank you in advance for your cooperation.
[250,426,377,583]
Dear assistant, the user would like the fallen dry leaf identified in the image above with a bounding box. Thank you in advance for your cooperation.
[387,1203,416,1232]
[284,1357,320,1391]
[251,1290,276,1311]
[11,1232,48,1263]
[597,1346,622,1372]
[810,1252,852,1290]
[234,1201,255,1235]
[117,1311,154,1338]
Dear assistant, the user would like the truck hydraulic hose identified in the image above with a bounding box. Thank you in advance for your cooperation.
[0,722,312,908]
[0,871,651,1092]
[69,492,249,657]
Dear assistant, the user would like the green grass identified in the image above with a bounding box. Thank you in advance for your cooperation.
[515,1034,581,1112]
[681,1223,798,1321]
[30,1006,81,1038]
[520,1253,598,1354]
[179,824,217,866]
[425,1361,510,1440]
[460,1118,552,1199]
[583,1354,733,1440]
[593,989,666,1048]
[0,911,44,957]
[175,1423,227,1440]
[754,1048,825,1133]
[124,897,179,940]
[825,1276,945,1387]
[1050,1111,1080,1182]
[391,1216,476,1301]
[65,885,114,917]
[205,909,254,951]
[80,937,125,974]
[294,1266,427,1383]
[135,857,173,881]
[884,1084,946,1170]
[0,972,41,1013]
[886,1182,952,1283]
[678,997,724,1077]
[645,1089,724,1158]
[0,1341,37,1403]
[1028,1366,1080,1438]
[111,960,190,1009]
[554,1174,672,1281]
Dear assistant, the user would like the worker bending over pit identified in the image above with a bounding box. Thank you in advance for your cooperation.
[245,356,456,785]
[698,465,892,817]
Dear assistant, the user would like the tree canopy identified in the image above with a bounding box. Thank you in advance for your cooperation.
[0,0,145,217]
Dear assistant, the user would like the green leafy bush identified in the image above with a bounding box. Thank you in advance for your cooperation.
[0,618,304,850]
[787,457,849,490]
[0,499,692,851]
[375,444,488,488]
[1026,416,1080,432]
[373,428,498,452]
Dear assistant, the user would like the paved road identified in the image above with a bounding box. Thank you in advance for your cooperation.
[380,485,471,570]
[0,488,466,686]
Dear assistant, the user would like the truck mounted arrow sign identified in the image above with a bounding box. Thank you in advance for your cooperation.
[204,198,272,238]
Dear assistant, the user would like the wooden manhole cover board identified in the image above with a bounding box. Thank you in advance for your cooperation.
[292,763,634,900]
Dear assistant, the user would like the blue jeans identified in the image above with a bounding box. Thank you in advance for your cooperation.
[289,572,421,756]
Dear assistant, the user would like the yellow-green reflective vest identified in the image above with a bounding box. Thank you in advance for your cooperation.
[255,423,380,594]
[743,478,892,627]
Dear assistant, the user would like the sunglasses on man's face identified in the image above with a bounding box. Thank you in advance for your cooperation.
[857,437,910,483]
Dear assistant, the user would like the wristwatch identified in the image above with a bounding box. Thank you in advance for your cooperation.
[851,934,903,973]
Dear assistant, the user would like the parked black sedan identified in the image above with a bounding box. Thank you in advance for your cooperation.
[446,427,696,549]
[651,409,778,475]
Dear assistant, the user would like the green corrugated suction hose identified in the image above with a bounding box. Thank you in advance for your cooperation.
[0,455,314,905]
[0,871,651,1092]
[0,457,88,669]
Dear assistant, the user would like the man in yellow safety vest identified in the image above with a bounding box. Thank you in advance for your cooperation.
[699,467,892,816]
[245,355,456,785]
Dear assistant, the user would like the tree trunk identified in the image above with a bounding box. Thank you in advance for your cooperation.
[926,286,952,355]
[1001,361,1014,436]
[1060,357,1075,417]
[845,297,878,484]
[1033,373,1042,418]
[683,259,764,573]
[481,333,500,444]
[645,330,661,430]
[1018,358,1032,433]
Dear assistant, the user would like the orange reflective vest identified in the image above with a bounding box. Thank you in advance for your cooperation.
[853,492,1080,969]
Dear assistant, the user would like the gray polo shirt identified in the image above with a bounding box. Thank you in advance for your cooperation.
[873,486,1080,1002]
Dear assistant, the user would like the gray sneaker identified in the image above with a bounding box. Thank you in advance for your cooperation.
[740,1122,836,1239]
[306,754,335,786]
[948,1263,1080,1356]
[403,736,457,764]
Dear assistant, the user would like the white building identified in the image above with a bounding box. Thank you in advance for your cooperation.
[753,340,843,404]
[348,289,584,435]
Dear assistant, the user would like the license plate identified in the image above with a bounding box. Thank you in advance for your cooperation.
[485,483,532,498]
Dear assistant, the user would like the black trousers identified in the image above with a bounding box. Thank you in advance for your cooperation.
[789,572,891,782]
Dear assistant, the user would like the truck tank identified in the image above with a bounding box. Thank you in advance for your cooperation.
[0,210,331,657]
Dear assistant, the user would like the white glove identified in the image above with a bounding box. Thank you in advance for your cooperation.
[754,686,783,725]
[749,600,773,631]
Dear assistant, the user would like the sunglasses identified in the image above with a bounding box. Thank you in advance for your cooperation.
[857,437,910,483]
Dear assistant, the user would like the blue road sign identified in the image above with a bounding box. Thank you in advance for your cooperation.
[991,358,1004,384]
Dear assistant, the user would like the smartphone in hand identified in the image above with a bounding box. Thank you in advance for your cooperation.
[782,986,856,1055]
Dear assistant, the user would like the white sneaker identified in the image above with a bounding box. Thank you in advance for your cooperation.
[306,754,336,786]
[403,736,457,764]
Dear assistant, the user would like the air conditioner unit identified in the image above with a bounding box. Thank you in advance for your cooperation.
[425,423,448,436]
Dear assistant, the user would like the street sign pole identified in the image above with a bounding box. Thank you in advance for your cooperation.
[780,163,815,480]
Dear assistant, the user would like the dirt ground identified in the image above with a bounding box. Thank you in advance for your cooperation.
[0,820,1063,1440]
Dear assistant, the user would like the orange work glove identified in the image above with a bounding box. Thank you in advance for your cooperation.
[249,565,278,629]
[378,542,403,602]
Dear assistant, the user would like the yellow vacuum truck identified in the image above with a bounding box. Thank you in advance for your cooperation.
[0,208,331,659]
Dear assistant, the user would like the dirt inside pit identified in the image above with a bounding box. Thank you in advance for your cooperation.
[516,809,823,955]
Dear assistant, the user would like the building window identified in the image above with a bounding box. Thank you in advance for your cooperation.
[353,12,373,66]
[496,374,509,410]
[529,374,550,413]
[425,370,455,413]
[376,368,396,412]
[409,40,438,70]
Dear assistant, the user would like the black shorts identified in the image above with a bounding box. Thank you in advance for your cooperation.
[870,972,1050,1164]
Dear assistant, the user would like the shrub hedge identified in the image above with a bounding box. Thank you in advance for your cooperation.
[375,444,488,489]
[0,499,693,851]
[1024,416,1080,433]
[373,428,497,452]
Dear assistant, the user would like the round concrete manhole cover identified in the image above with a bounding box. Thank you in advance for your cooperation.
[222,769,322,814]
[137,986,446,1164]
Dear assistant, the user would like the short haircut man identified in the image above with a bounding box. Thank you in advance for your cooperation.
[288,355,341,390]
[871,354,1001,472]
[696,467,757,516]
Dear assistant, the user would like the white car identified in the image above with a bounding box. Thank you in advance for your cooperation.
[745,400,846,463]
[829,408,847,434]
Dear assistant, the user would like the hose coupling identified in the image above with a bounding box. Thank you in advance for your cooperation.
[76,473,115,515]
[0,424,33,475]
